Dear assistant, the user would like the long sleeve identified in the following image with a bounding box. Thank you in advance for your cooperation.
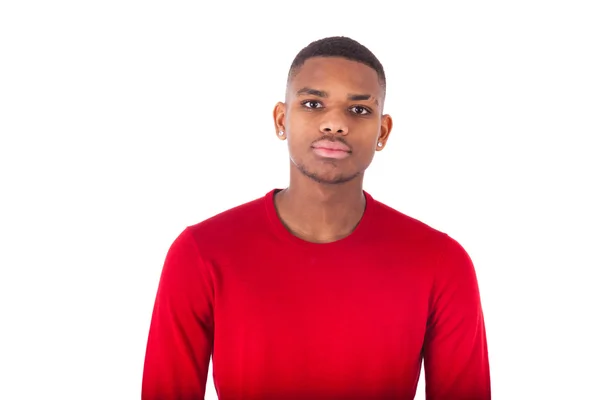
[423,235,491,400]
[142,228,215,400]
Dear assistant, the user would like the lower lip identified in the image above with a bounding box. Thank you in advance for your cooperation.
[312,147,351,159]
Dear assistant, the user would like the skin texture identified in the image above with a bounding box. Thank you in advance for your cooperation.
[272,56,393,243]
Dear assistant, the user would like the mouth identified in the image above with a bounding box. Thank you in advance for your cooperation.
[311,146,351,160]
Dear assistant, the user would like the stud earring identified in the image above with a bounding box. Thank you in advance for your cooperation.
[278,131,285,136]
[377,142,383,147]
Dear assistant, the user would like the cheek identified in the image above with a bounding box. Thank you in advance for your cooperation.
[287,114,313,134]
[285,117,315,146]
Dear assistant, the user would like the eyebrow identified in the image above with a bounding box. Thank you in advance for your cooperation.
[296,87,379,105]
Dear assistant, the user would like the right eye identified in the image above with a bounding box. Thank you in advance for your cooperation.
[301,100,323,109]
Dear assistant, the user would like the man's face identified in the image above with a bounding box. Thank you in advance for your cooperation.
[274,57,392,185]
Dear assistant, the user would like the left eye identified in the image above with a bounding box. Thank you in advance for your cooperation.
[351,106,370,115]
[302,100,323,109]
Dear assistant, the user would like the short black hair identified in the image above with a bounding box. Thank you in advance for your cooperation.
[287,36,386,93]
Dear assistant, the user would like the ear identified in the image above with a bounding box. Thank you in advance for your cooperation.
[273,102,287,140]
[376,114,393,151]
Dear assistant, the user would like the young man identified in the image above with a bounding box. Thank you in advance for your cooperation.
[142,36,491,400]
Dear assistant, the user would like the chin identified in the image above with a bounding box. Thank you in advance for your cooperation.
[299,164,361,185]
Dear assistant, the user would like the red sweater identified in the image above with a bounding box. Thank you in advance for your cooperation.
[142,189,490,399]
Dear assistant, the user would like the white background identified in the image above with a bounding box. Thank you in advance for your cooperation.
[1,1,599,399]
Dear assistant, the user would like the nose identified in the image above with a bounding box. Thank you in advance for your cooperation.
[319,112,348,135]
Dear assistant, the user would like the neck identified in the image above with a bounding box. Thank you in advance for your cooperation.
[274,169,366,243]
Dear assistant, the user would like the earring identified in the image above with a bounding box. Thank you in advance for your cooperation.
[278,131,285,136]
[377,142,383,147]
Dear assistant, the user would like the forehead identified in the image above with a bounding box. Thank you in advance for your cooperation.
[289,57,382,97]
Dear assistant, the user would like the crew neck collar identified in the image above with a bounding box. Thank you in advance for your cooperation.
[263,188,375,250]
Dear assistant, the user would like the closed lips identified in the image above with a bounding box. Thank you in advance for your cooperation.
[312,141,351,152]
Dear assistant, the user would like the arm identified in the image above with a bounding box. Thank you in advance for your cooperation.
[142,228,215,400]
[423,235,491,400]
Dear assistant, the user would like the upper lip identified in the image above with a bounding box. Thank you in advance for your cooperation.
[312,140,351,152]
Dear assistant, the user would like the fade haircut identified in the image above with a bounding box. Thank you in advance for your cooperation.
[287,36,386,95]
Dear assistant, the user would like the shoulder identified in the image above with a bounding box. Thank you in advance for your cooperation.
[169,191,272,258]
[370,195,448,245]
[188,191,267,236]
[369,194,472,266]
